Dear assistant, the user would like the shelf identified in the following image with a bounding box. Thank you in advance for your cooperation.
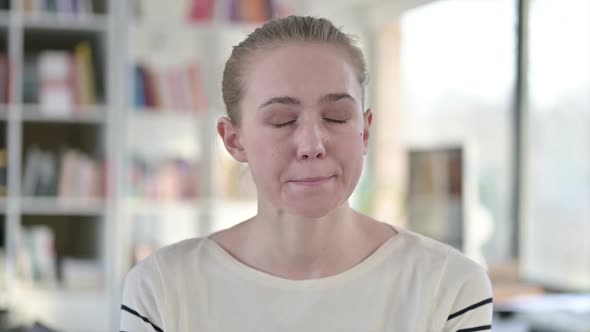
[129,109,206,120]
[126,197,201,213]
[20,197,105,216]
[130,19,216,32]
[15,280,105,298]
[1,1,118,331]
[130,19,264,32]
[13,281,109,332]
[21,104,106,124]
[21,12,109,32]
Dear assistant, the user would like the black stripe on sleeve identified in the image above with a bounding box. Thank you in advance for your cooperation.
[456,325,492,332]
[121,304,164,332]
[447,297,493,321]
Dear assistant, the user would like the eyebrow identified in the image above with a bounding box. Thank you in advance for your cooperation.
[258,93,357,110]
[318,93,356,104]
[258,96,300,109]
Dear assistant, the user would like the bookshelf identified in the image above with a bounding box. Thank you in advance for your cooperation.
[117,0,285,281]
[0,0,365,330]
[112,1,283,325]
[117,1,379,285]
[0,0,120,331]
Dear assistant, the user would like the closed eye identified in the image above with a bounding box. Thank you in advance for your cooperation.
[324,118,347,124]
[272,120,296,128]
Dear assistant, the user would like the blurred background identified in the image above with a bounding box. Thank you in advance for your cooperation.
[0,0,587,331]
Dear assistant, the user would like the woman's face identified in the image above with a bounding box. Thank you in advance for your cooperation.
[222,42,371,218]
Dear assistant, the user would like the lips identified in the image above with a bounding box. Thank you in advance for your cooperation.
[289,175,335,186]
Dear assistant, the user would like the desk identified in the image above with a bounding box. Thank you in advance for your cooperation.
[489,262,590,332]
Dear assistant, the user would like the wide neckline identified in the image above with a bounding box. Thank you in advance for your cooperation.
[205,224,408,290]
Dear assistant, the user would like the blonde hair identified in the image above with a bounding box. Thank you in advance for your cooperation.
[222,15,368,124]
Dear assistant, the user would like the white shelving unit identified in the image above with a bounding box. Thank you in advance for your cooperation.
[20,104,107,124]
[0,0,374,330]
[115,0,379,292]
[117,0,265,281]
[0,1,121,331]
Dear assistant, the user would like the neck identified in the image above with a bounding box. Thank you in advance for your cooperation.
[243,202,370,279]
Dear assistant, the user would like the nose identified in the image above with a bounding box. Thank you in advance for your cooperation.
[295,119,326,161]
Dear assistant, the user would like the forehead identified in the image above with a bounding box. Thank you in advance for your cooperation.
[241,43,361,106]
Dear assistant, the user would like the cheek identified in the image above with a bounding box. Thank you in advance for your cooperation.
[339,129,366,150]
[245,138,286,175]
[338,130,366,169]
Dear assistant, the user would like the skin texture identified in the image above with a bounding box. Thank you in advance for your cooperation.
[214,42,397,280]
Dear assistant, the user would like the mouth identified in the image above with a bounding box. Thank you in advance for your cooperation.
[289,175,335,186]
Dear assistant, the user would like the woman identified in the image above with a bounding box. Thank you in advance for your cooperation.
[121,16,493,332]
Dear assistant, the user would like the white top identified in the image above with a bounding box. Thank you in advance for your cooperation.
[120,226,493,332]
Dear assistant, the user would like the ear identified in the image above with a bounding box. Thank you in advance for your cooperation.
[362,108,373,155]
[217,117,248,162]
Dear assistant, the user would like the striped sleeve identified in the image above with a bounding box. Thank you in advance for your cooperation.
[120,255,166,332]
[439,250,494,332]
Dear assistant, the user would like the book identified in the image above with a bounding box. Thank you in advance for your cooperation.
[229,0,274,22]
[187,0,214,22]
[0,149,6,197]
[17,0,94,15]
[19,0,33,13]
[56,0,74,14]
[37,149,58,196]
[45,0,58,12]
[23,44,97,113]
[18,225,57,285]
[29,0,43,16]
[148,66,160,109]
[130,156,200,200]
[133,65,147,108]
[38,51,75,115]
[57,149,103,199]
[74,41,96,106]
[0,52,9,104]
[229,0,239,21]
[243,0,265,22]
[23,55,39,104]
[22,145,44,196]
[77,0,93,15]
[133,62,207,113]
[23,146,102,198]
[22,146,59,196]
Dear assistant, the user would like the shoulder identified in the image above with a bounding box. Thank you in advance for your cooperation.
[392,227,492,301]
[443,246,492,290]
[394,227,488,278]
[143,237,213,278]
[392,227,454,270]
[437,249,493,329]
[123,237,210,294]
[120,237,211,329]
[152,237,208,262]
[399,229,493,327]
[392,228,493,327]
